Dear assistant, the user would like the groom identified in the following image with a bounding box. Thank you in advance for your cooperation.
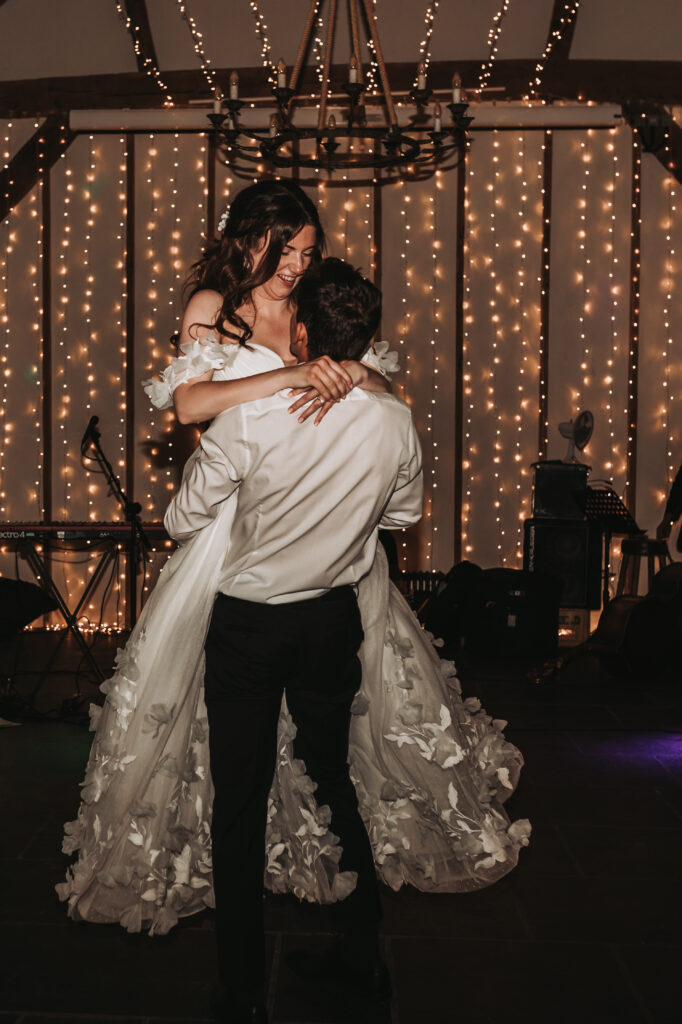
[165,257,423,1024]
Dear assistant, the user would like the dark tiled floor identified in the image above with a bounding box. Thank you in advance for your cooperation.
[1,633,680,1023]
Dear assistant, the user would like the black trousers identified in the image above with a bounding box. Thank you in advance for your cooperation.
[203,586,380,1001]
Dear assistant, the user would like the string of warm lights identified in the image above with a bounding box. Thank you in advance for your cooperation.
[56,138,73,520]
[625,131,642,509]
[114,0,174,105]
[30,122,43,518]
[398,182,413,398]
[510,132,534,563]
[249,0,275,79]
[53,129,78,604]
[26,620,127,636]
[164,134,184,509]
[142,135,161,520]
[478,0,512,93]
[363,0,380,97]
[1,120,10,174]
[603,129,622,480]
[83,136,98,524]
[397,180,414,568]
[343,186,352,261]
[488,132,507,559]
[176,1,217,95]
[537,130,551,460]
[461,149,475,557]
[413,2,440,86]
[311,5,327,87]
[0,121,11,518]
[426,171,444,568]
[574,132,592,416]
[115,136,128,625]
[527,0,581,98]
[661,128,677,495]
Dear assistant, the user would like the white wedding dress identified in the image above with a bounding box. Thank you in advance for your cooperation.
[57,340,530,935]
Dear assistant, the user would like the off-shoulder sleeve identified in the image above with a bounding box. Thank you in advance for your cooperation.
[142,334,240,410]
[361,340,400,381]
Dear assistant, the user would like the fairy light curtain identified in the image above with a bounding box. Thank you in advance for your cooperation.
[134,131,208,518]
[460,130,544,570]
[381,170,458,573]
[1,119,682,625]
[638,154,682,533]
[546,128,632,484]
[0,121,43,525]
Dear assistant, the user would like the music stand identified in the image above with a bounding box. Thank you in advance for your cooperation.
[585,485,642,608]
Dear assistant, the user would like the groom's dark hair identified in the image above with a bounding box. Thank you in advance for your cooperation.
[295,257,381,362]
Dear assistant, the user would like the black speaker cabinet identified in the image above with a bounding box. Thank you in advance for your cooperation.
[531,460,589,519]
[523,518,602,609]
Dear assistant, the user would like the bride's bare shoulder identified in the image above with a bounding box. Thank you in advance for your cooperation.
[180,289,226,344]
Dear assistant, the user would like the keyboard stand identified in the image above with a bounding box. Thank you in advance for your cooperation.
[20,538,119,691]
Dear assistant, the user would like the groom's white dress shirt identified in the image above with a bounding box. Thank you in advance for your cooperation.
[164,387,423,604]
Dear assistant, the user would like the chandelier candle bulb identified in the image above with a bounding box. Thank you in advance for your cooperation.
[452,72,462,103]
[434,101,442,133]
[213,92,222,115]
[417,61,427,90]
[328,114,336,131]
[229,71,239,100]
[349,54,358,84]
[277,58,286,89]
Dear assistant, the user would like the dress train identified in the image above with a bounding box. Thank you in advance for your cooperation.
[57,536,529,933]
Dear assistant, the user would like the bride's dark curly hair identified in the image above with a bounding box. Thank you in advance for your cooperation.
[183,179,325,344]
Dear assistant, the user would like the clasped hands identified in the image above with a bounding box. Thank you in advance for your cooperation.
[286,355,368,425]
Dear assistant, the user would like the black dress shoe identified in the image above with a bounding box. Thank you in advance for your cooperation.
[209,986,268,1023]
[286,942,391,1000]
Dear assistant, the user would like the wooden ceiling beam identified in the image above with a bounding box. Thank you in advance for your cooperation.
[1,60,682,116]
[536,0,581,93]
[622,100,682,185]
[121,0,159,75]
[0,115,76,222]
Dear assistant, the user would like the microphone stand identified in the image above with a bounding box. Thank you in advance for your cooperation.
[81,418,151,627]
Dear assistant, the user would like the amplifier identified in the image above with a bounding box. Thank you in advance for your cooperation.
[531,460,589,520]
[524,518,602,609]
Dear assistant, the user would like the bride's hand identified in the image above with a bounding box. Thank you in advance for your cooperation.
[288,390,336,425]
[287,356,354,425]
[286,356,354,402]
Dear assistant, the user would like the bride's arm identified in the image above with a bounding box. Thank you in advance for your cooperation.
[175,361,353,424]
[287,348,395,424]
[343,361,392,394]
[165,290,353,424]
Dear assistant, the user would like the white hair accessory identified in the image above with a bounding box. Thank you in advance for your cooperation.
[217,206,229,234]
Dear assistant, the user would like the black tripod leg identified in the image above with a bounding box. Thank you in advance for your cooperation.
[22,544,112,698]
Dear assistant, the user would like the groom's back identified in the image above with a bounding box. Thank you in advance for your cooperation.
[216,388,421,604]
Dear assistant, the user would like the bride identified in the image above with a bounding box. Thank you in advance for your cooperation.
[57,180,530,936]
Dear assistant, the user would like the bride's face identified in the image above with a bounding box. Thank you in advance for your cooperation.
[251,224,317,301]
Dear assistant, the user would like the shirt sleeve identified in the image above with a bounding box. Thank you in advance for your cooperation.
[379,415,424,530]
[164,409,249,542]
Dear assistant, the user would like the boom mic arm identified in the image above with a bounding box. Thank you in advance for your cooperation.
[80,415,100,455]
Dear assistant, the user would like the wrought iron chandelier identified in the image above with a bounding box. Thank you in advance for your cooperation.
[207,0,472,182]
